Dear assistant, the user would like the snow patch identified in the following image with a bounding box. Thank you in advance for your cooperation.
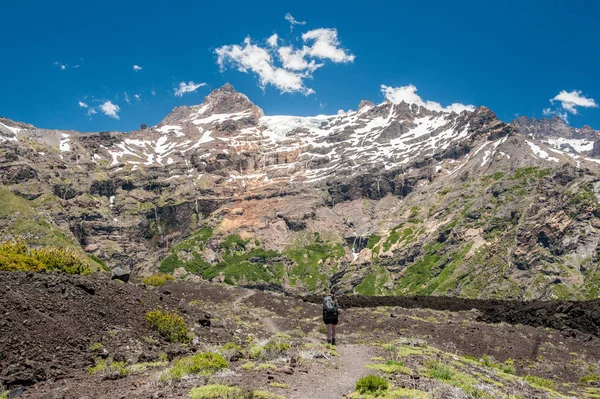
[526,141,559,163]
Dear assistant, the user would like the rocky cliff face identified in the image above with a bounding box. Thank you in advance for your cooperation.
[2,84,600,300]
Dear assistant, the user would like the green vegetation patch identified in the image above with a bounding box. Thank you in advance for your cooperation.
[367,360,412,375]
[383,224,418,253]
[172,227,213,252]
[0,188,77,248]
[189,385,241,399]
[356,375,389,395]
[366,235,382,250]
[202,248,283,285]
[87,358,130,378]
[286,243,344,291]
[145,309,190,343]
[164,352,228,380]
[579,374,600,385]
[143,273,175,286]
[524,375,556,390]
[512,166,551,180]
[0,238,93,274]
[354,266,390,296]
[249,333,292,360]
[394,241,471,296]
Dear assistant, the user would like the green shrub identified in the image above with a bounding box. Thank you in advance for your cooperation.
[145,310,190,343]
[579,374,600,384]
[241,362,254,370]
[500,359,516,374]
[251,391,285,399]
[143,273,175,287]
[264,333,291,353]
[367,360,411,375]
[88,342,104,351]
[269,382,289,389]
[0,238,92,274]
[355,375,389,394]
[220,342,243,361]
[524,375,555,390]
[248,345,263,359]
[425,360,454,381]
[249,333,291,360]
[165,352,228,380]
[189,385,241,399]
[87,358,130,378]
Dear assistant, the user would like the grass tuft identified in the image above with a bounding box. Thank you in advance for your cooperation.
[144,309,190,343]
[142,273,175,286]
[355,375,389,395]
[164,352,228,380]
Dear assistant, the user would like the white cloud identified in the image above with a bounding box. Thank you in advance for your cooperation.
[54,61,81,70]
[285,13,306,31]
[134,94,141,101]
[216,38,313,95]
[215,25,354,95]
[174,81,206,97]
[302,29,355,63]
[78,100,98,117]
[124,91,131,104]
[100,101,120,119]
[151,89,156,96]
[543,107,569,122]
[550,90,597,115]
[133,65,143,72]
[381,84,475,113]
[278,46,320,72]
[542,89,597,122]
[267,34,278,47]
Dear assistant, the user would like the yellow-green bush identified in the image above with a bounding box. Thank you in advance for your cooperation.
[189,385,241,399]
[143,273,175,286]
[355,375,389,395]
[145,309,191,343]
[87,358,130,378]
[0,238,92,274]
[164,352,228,380]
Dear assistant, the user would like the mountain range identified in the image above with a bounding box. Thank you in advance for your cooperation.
[2,83,600,300]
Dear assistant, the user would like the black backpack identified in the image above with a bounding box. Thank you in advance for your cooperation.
[323,296,337,315]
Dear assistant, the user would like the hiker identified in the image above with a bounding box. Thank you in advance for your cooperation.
[323,293,340,345]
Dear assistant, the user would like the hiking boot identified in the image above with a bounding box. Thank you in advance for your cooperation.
[327,339,332,344]
[331,339,336,346]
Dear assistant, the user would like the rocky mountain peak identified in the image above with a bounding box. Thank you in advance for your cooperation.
[202,83,259,115]
[511,115,572,139]
[358,100,375,111]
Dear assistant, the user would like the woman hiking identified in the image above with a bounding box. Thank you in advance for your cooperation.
[323,293,340,345]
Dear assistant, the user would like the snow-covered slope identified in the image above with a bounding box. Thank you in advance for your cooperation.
[3,84,600,192]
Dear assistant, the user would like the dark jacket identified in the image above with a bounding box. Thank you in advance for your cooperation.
[323,296,339,322]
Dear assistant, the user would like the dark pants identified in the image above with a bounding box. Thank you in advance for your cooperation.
[324,317,338,341]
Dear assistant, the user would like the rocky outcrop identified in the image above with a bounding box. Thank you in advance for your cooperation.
[2,84,600,300]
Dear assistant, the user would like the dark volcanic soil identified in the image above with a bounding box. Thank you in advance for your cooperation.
[3,272,600,398]
[0,272,232,390]
[304,294,600,337]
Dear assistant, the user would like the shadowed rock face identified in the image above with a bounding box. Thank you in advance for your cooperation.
[2,84,600,300]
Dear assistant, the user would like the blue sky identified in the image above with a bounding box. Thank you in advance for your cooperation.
[1,0,599,132]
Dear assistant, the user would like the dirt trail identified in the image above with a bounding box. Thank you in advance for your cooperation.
[232,289,256,310]
[287,344,373,399]
[233,289,280,334]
